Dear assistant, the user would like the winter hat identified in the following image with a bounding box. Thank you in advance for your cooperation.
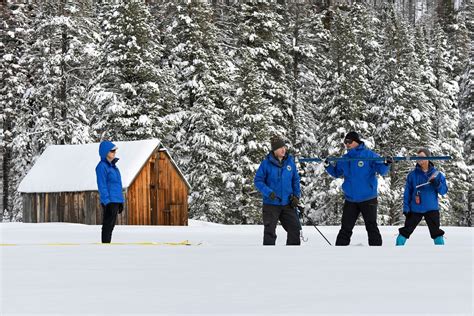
[417,148,431,157]
[271,135,286,151]
[344,131,362,144]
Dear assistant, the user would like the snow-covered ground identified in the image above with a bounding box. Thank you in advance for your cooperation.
[1,221,472,315]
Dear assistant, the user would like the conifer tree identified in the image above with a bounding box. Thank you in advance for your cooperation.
[9,1,97,220]
[430,22,470,225]
[90,1,172,141]
[0,3,33,220]
[168,0,233,223]
[374,6,432,224]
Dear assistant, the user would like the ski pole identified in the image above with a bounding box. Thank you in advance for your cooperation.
[298,206,332,246]
[289,195,307,242]
[294,205,308,243]
[299,155,452,163]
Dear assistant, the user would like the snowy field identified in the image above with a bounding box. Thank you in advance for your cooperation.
[1,221,473,316]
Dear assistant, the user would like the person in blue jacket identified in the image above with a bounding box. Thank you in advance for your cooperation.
[254,135,301,246]
[324,131,391,246]
[396,148,448,246]
[96,140,124,243]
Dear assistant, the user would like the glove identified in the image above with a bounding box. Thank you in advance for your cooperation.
[118,203,124,214]
[403,211,412,218]
[429,171,440,185]
[384,156,394,165]
[290,195,299,208]
[323,158,330,168]
[269,192,277,200]
[297,206,304,218]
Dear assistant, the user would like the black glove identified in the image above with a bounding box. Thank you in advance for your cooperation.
[290,195,299,208]
[384,156,394,165]
[118,203,124,214]
[429,171,440,185]
[297,205,304,218]
[269,192,277,200]
[403,211,412,218]
[323,158,330,168]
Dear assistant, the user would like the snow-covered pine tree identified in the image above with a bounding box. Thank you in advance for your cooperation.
[286,3,332,224]
[310,5,374,225]
[8,0,97,221]
[373,5,432,225]
[209,0,240,57]
[286,3,329,157]
[413,21,437,121]
[447,2,470,78]
[90,1,172,141]
[226,49,274,224]
[148,1,177,66]
[237,1,293,133]
[21,0,96,146]
[429,21,470,225]
[144,1,183,147]
[0,2,33,221]
[167,0,234,223]
[222,0,294,224]
[457,1,473,227]
[351,3,383,124]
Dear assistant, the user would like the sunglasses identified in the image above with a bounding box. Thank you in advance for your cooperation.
[109,149,117,153]
[343,139,353,145]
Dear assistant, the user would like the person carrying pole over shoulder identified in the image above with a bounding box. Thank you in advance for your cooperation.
[324,131,392,246]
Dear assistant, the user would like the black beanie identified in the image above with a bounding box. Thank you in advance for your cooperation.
[344,131,362,144]
[271,135,286,151]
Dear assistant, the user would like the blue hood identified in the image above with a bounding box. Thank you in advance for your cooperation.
[96,140,124,205]
[99,141,116,160]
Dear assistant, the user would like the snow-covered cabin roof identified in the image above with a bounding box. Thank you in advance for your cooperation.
[18,139,190,193]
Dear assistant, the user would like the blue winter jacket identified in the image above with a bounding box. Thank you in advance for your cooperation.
[254,152,301,206]
[325,143,389,203]
[95,141,124,205]
[403,163,448,213]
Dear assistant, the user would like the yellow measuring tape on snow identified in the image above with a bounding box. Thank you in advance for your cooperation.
[0,240,201,247]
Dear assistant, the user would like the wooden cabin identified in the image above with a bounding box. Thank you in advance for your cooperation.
[18,139,190,226]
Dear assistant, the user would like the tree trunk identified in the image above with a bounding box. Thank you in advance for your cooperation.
[2,116,12,220]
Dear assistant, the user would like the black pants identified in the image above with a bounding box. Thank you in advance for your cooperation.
[335,198,382,246]
[101,203,121,243]
[263,204,301,246]
[399,211,444,239]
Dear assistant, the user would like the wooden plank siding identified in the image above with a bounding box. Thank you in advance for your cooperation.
[21,148,188,226]
[23,191,104,225]
[157,151,188,225]
[126,157,151,225]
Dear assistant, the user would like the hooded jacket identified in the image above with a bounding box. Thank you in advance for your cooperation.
[254,152,301,206]
[403,162,448,213]
[95,141,124,205]
[325,142,389,203]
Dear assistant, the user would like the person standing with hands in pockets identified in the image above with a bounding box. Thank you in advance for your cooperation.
[254,135,301,246]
